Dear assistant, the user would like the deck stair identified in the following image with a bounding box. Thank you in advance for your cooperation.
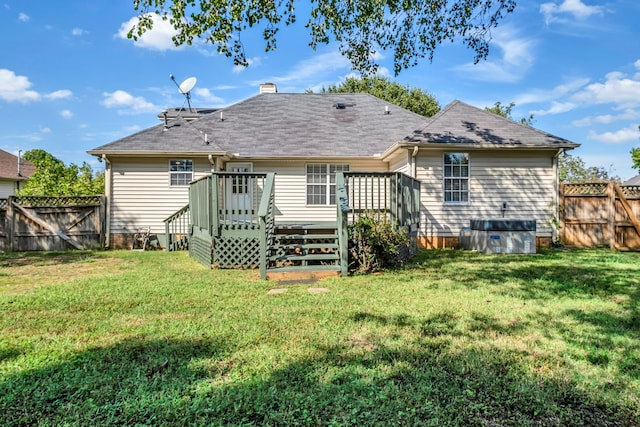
[267,223,342,279]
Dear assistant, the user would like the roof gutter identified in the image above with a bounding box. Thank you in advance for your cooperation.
[382,141,580,161]
[87,150,231,157]
[101,154,112,249]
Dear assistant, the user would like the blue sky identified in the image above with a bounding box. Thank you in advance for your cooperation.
[1,0,639,180]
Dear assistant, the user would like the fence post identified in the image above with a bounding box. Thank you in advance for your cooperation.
[7,196,14,252]
[607,182,615,249]
[558,182,564,245]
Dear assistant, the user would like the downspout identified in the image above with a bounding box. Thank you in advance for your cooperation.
[102,154,112,248]
[411,145,419,178]
[207,154,216,172]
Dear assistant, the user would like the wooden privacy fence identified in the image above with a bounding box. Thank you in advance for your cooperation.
[560,182,640,250]
[0,195,105,251]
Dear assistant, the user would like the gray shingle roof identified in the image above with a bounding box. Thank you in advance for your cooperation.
[88,95,579,158]
[624,175,640,185]
[406,100,580,149]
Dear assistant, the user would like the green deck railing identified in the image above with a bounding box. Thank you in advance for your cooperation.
[163,204,190,251]
[186,172,274,270]
[258,173,276,279]
[336,172,421,274]
[341,172,420,229]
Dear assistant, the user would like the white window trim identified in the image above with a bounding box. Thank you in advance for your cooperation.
[443,153,470,205]
[306,163,350,206]
[169,159,194,187]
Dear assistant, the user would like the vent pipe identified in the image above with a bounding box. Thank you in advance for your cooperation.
[162,110,169,131]
[17,150,22,177]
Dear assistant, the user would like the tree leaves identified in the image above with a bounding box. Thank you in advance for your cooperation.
[129,0,516,75]
[19,149,104,196]
[320,76,440,118]
[631,126,639,172]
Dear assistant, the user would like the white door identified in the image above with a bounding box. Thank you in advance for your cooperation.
[226,163,253,223]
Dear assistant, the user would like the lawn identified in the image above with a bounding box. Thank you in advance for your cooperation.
[1,249,639,426]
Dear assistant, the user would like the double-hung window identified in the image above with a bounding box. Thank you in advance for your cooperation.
[306,163,350,205]
[169,159,193,186]
[443,153,469,203]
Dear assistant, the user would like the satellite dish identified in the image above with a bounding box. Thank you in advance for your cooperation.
[179,77,197,95]
[170,74,197,112]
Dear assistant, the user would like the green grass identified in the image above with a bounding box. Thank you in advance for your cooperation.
[1,248,639,426]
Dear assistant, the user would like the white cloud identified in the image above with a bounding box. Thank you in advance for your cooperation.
[515,78,590,105]
[60,110,73,119]
[213,85,238,91]
[0,69,72,104]
[72,28,88,37]
[0,69,40,103]
[193,87,224,105]
[572,109,640,127]
[588,125,640,144]
[454,26,536,83]
[101,90,159,114]
[572,71,640,108]
[18,12,29,22]
[45,89,73,100]
[540,0,604,25]
[40,127,51,134]
[116,14,182,51]
[253,50,351,87]
[531,101,577,116]
[124,125,142,133]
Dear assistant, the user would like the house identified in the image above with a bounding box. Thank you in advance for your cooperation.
[88,85,579,260]
[0,149,36,199]
[624,175,640,186]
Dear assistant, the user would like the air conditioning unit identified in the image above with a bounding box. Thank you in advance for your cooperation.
[469,219,536,254]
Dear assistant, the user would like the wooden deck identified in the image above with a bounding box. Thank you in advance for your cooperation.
[165,171,421,279]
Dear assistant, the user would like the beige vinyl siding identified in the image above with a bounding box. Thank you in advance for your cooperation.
[417,149,557,238]
[109,157,211,234]
[0,180,16,198]
[252,159,388,223]
[388,150,409,174]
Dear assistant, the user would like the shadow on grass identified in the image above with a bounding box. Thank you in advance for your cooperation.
[0,251,108,268]
[1,327,637,426]
[0,337,230,426]
[410,249,640,399]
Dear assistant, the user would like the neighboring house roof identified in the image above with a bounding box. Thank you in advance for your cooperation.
[88,94,579,159]
[624,175,640,185]
[0,149,35,181]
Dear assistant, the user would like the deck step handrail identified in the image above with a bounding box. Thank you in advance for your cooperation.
[258,173,276,279]
[163,204,190,251]
[336,172,350,277]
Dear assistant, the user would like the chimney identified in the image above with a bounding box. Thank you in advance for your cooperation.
[17,150,22,177]
[259,83,277,94]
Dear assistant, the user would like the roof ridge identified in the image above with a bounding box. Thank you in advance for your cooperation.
[466,100,577,142]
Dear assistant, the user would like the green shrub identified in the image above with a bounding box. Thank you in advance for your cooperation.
[348,212,410,273]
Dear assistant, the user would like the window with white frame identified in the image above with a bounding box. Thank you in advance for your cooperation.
[306,163,350,205]
[443,153,469,203]
[169,159,193,186]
